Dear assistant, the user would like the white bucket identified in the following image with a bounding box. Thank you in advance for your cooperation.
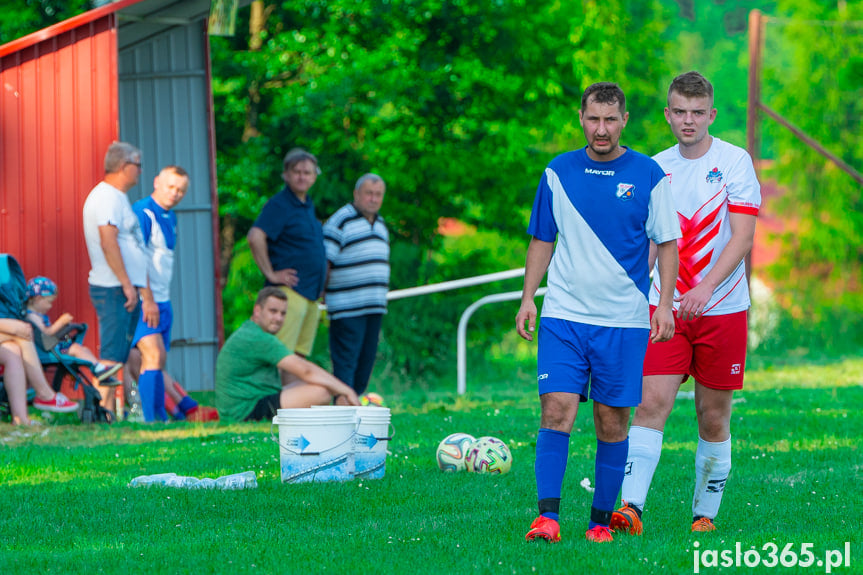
[272,408,358,483]
[353,406,392,479]
[311,405,393,480]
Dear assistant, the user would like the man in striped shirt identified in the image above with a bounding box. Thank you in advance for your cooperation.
[323,174,389,395]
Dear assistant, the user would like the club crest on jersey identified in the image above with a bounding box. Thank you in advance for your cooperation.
[616,183,634,201]
[706,167,723,183]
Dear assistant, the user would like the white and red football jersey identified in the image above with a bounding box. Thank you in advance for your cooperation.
[650,137,761,315]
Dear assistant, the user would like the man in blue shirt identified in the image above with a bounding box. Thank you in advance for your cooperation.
[131,165,191,422]
[516,82,681,543]
[248,149,327,368]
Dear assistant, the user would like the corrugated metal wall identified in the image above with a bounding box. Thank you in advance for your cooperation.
[0,15,118,348]
[1,3,221,393]
[118,21,218,391]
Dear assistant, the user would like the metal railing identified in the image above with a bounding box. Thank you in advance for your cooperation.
[384,268,528,301]
[456,287,546,395]
[324,267,545,395]
[386,267,546,396]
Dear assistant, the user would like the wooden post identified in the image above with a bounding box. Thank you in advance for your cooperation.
[747,9,762,168]
[746,9,763,285]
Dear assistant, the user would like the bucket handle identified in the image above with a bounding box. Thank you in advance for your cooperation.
[355,420,396,442]
[271,417,361,456]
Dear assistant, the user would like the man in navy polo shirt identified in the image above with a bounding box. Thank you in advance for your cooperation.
[248,148,327,368]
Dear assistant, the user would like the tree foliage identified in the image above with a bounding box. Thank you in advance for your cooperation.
[760,0,863,337]
[211,0,673,287]
[0,0,92,44]
[210,0,675,378]
[0,0,93,44]
[5,1,859,370]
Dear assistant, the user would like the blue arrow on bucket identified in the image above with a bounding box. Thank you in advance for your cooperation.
[364,434,378,449]
[298,434,310,452]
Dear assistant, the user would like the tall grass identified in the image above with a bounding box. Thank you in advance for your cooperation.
[1,359,860,574]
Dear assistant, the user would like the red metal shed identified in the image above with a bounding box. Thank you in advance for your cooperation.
[0,0,224,390]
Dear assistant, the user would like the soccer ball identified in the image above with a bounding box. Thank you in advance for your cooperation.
[360,392,386,407]
[464,436,512,474]
[436,433,476,472]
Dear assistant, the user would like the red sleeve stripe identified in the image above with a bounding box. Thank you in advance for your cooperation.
[728,204,759,216]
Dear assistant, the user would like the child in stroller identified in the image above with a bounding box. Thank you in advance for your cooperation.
[25,276,121,385]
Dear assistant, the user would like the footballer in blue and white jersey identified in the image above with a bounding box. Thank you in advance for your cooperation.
[133,195,177,304]
[131,166,189,423]
[519,82,682,544]
[528,147,681,330]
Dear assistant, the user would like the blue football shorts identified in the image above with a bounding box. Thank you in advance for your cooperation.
[537,317,650,407]
[132,301,173,351]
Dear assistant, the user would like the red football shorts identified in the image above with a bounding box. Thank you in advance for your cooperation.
[643,306,748,390]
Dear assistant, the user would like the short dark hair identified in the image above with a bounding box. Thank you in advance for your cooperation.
[255,286,287,307]
[668,71,714,103]
[282,148,319,172]
[581,82,626,115]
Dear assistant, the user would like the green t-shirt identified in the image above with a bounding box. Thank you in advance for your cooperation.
[215,319,291,422]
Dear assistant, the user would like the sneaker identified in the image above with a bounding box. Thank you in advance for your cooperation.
[525,516,561,543]
[691,517,716,532]
[93,363,122,382]
[98,376,123,387]
[33,392,79,413]
[585,525,614,543]
[610,501,643,535]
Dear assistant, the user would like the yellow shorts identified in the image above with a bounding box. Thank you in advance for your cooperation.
[275,286,320,356]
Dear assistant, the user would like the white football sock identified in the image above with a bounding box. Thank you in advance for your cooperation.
[692,435,732,520]
[620,425,663,509]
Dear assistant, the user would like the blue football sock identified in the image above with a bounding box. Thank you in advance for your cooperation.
[535,428,570,521]
[590,437,629,528]
[177,395,198,414]
[137,371,157,422]
[153,371,167,422]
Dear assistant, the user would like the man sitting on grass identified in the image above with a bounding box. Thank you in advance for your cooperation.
[215,287,359,422]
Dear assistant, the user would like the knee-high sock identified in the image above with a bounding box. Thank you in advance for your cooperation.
[692,435,732,520]
[535,428,570,521]
[590,438,628,528]
[177,396,198,415]
[620,425,664,509]
[153,371,167,422]
[138,370,157,422]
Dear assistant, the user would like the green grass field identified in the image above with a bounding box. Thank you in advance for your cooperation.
[1,358,860,574]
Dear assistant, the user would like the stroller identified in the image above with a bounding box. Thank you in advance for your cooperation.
[0,254,112,424]
[30,322,115,424]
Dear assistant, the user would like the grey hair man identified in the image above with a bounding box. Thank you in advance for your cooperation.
[82,141,153,409]
[323,173,389,395]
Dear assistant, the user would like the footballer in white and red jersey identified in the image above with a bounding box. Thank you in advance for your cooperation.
[614,71,759,538]
[649,137,760,316]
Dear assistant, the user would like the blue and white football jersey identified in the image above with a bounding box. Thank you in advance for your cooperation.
[528,147,681,329]
[133,195,177,303]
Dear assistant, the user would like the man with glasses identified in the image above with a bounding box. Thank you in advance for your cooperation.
[248,148,328,379]
[83,141,152,410]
